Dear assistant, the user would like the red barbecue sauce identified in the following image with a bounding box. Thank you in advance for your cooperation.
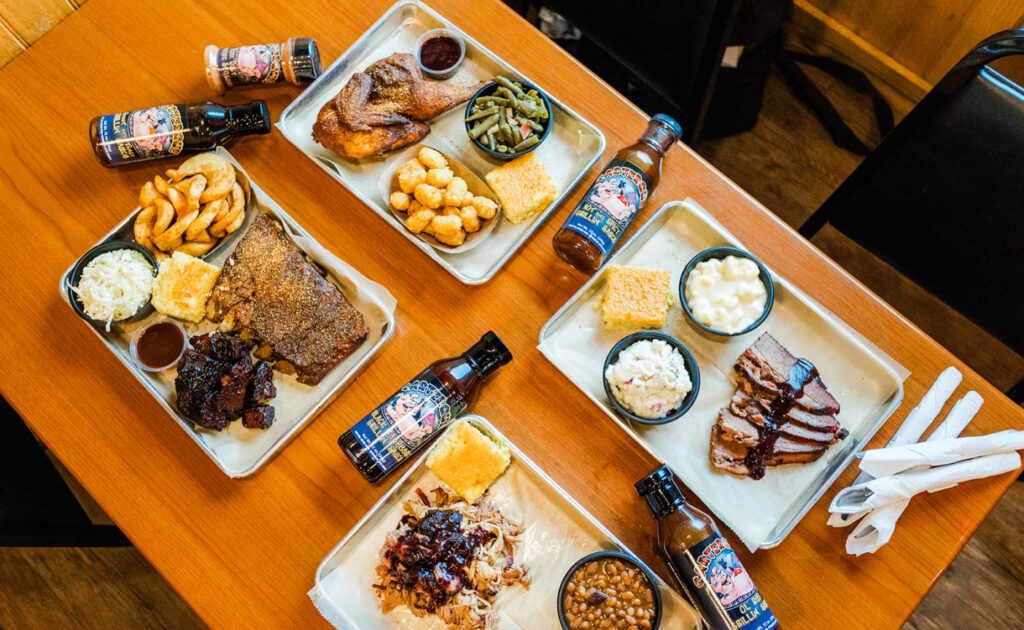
[419,35,461,71]
[743,358,832,479]
[137,322,185,369]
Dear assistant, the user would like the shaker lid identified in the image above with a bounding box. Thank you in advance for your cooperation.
[651,113,683,141]
[635,465,686,518]
[288,37,322,83]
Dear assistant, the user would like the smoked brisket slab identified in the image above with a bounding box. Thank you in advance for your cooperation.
[711,333,847,478]
[205,213,369,385]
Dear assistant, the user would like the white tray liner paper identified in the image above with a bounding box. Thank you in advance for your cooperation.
[101,147,397,476]
[538,199,908,551]
[275,0,604,283]
[308,417,701,630]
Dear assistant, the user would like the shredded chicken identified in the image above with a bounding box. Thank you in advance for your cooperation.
[374,487,530,629]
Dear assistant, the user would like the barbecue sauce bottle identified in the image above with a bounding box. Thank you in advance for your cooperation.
[552,114,681,273]
[636,466,779,630]
[339,332,512,482]
[89,100,271,168]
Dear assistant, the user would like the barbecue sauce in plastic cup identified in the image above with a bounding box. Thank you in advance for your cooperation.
[636,466,779,630]
[339,332,512,482]
[553,114,681,273]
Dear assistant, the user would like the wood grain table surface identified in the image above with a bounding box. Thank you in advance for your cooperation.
[1,0,1021,628]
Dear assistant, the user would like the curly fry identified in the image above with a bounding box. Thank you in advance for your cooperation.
[139,181,159,208]
[152,197,175,236]
[133,205,156,245]
[166,186,188,218]
[209,205,242,237]
[153,175,172,198]
[173,241,216,257]
[153,209,198,251]
[186,198,225,241]
[169,154,235,203]
[175,174,207,215]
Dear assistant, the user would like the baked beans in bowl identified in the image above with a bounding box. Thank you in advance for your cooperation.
[558,551,662,630]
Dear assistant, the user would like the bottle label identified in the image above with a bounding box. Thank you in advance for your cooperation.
[560,157,652,257]
[347,373,462,476]
[95,105,185,166]
[216,44,283,88]
[670,534,778,630]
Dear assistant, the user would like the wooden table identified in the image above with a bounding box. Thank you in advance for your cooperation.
[1,0,1021,628]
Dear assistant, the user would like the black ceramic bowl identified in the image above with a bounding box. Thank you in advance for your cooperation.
[557,550,663,630]
[602,331,700,425]
[464,79,553,160]
[679,246,775,338]
[66,240,159,330]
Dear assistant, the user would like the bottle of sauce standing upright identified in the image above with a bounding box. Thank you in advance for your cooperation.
[89,100,271,168]
[636,466,779,630]
[552,114,682,273]
[339,332,512,482]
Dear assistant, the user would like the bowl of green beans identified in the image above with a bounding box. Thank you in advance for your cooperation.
[464,76,553,160]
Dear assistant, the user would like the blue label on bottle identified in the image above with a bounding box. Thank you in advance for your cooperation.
[216,43,282,88]
[95,105,184,165]
[561,157,652,257]
[348,373,462,476]
[674,534,778,630]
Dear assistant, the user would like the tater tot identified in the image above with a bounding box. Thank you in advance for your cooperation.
[390,191,411,211]
[405,208,435,234]
[442,206,460,217]
[471,195,498,219]
[429,214,463,236]
[417,147,447,170]
[435,229,466,247]
[413,183,443,209]
[396,160,427,193]
[460,190,475,206]
[458,206,481,233]
[425,167,454,187]
[443,177,468,207]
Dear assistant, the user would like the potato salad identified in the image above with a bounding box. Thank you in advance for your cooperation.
[606,339,692,420]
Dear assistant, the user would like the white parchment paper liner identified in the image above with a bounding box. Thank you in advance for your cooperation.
[61,147,397,477]
[538,199,909,551]
[308,416,701,630]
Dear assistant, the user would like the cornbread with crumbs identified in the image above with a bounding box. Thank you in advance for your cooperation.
[426,421,511,503]
[602,265,673,329]
[485,153,557,224]
[151,252,220,322]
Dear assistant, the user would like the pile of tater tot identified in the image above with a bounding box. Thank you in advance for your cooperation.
[390,147,499,247]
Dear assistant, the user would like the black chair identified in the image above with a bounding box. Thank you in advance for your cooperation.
[505,0,741,142]
[0,397,130,547]
[799,30,1024,403]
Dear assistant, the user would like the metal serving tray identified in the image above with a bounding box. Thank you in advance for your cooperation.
[277,0,606,285]
[308,415,701,630]
[538,199,907,550]
[60,147,397,478]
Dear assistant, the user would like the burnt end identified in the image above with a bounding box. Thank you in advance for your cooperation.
[209,331,248,363]
[246,361,276,405]
[214,383,248,412]
[241,405,275,429]
[197,399,229,431]
[174,331,277,432]
[189,333,214,356]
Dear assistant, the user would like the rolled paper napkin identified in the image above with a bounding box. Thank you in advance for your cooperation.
[859,429,1024,477]
[835,391,984,532]
[831,451,1021,514]
[828,367,963,528]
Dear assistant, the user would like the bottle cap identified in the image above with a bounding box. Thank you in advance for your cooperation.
[651,113,683,141]
[288,37,322,83]
[229,100,272,135]
[466,331,512,376]
[635,465,686,518]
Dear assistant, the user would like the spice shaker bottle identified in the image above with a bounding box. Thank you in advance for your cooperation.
[204,37,321,93]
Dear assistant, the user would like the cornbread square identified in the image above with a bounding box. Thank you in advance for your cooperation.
[151,252,220,322]
[602,265,673,329]
[485,153,557,224]
[426,421,511,503]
